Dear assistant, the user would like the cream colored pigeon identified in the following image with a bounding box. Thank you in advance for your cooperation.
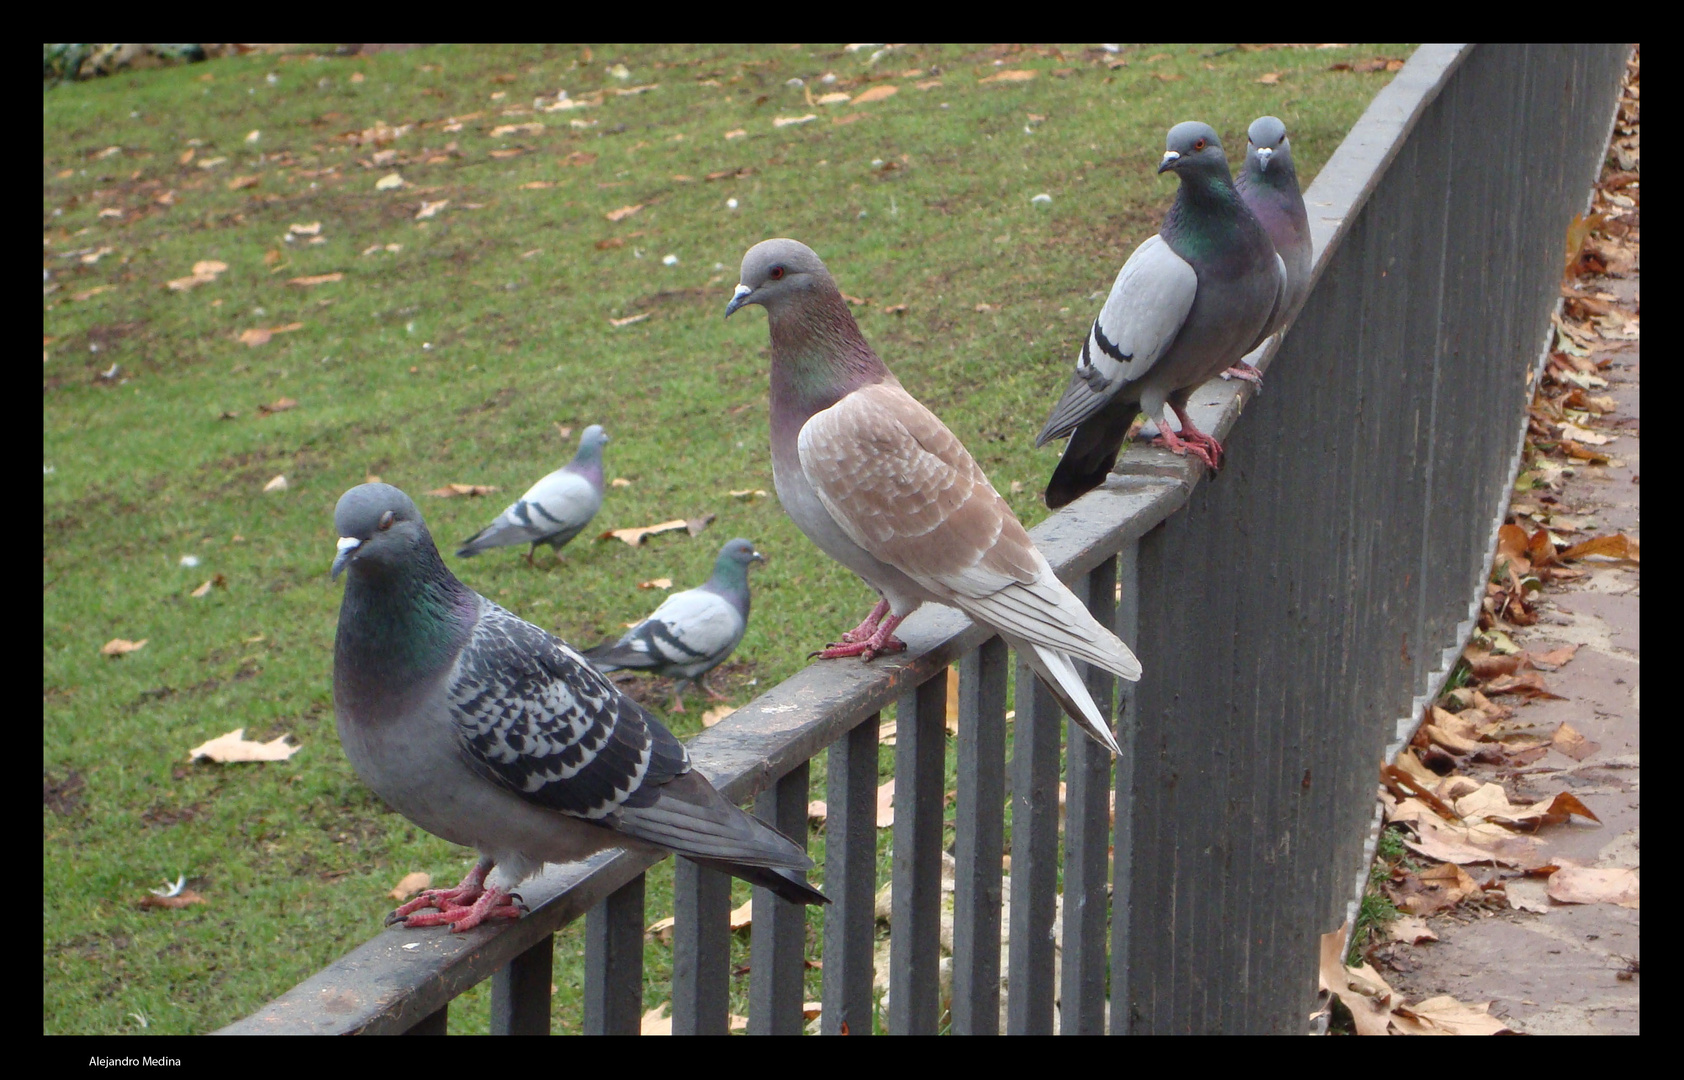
[725,239,1139,753]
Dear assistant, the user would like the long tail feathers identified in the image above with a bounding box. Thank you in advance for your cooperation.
[691,858,830,906]
[1016,641,1122,755]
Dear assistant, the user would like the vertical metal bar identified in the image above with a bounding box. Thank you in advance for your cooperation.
[889,676,947,1034]
[490,933,554,1035]
[403,1004,448,1035]
[1007,654,1061,1034]
[951,639,1008,1035]
[823,713,880,1035]
[1110,540,1141,1034]
[1063,557,1116,1034]
[583,873,646,1035]
[672,858,731,1035]
[749,762,810,1035]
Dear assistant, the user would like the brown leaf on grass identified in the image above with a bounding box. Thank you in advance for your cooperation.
[415,199,449,220]
[876,780,895,829]
[1464,648,1521,680]
[641,1003,673,1035]
[807,800,827,823]
[1550,722,1601,762]
[490,122,545,137]
[601,520,689,546]
[425,483,499,498]
[596,237,626,251]
[187,728,300,763]
[1390,997,1513,1035]
[609,312,649,327]
[1318,923,1398,1037]
[686,514,717,537]
[72,285,116,301]
[101,638,149,657]
[1257,72,1281,84]
[189,574,226,598]
[1547,866,1639,908]
[1390,862,1483,916]
[981,70,1037,83]
[138,890,206,910]
[701,705,735,728]
[1559,532,1639,562]
[562,150,598,167]
[227,174,260,191]
[610,477,633,488]
[638,578,673,590]
[605,204,643,222]
[259,397,299,415]
[262,475,288,492]
[521,181,556,190]
[728,489,768,499]
[288,273,343,287]
[389,871,431,901]
[852,84,898,103]
[288,221,322,236]
[883,303,908,315]
[237,323,304,347]
[1380,764,1458,821]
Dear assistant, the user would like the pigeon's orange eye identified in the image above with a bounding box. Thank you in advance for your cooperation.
[769,266,785,280]
[1193,138,1207,151]
[379,511,395,531]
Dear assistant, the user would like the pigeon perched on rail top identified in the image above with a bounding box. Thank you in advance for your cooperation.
[332,484,825,932]
[584,538,764,713]
[457,424,608,564]
[1037,121,1286,507]
[1224,115,1313,386]
[724,239,1139,753]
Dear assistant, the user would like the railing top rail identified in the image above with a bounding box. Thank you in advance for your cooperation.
[221,43,1475,1035]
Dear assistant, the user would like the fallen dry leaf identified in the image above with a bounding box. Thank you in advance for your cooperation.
[610,477,633,488]
[263,475,288,492]
[238,323,304,348]
[602,520,689,546]
[416,199,449,220]
[1386,915,1439,944]
[807,800,827,823]
[288,222,322,236]
[1530,644,1579,668]
[852,84,898,103]
[520,181,556,190]
[609,313,649,327]
[1548,865,1638,908]
[375,173,405,191]
[189,574,226,598]
[288,273,343,287]
[259,397,299,415]
[1559,532,1639,562]
[638,578,674,590]
[686,514,716,537]
[981,70,1037,83]
[772,114,817,127]
[490,122,545,137]
[1390,996,1513,1035]
[701,705,735,728]
[187,727,301,763]
[425,483,499,498]
[1550,721,1601,761]
[641,1003,673,1035]
[605,204,643,222]
[1257,72,1281,85]
[101,638,148,657]
[72,285,116,301]
[728,489,768,499]
[389,872,431,901]
[876,780,895,829]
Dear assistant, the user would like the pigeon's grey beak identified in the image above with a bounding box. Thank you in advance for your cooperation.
[1255,146,1273,171]
[1157,150,1181,174]
[724,283,752,319]
[331,536,361,580]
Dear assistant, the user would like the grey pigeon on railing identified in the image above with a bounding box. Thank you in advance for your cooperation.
[457,424,608,564]
[584,538,764,713]
[724,239,1139,753]
[1037,122,1286,506]
[1225,115,1313,386]
[331,484,825,931]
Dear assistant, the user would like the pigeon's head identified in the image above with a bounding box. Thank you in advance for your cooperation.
[717,537,766,571]
[331,483,432,580]
[725,238,833,318]
[1158,121,1229,177]
[1246,116,1290,172]
[577,424,609,457]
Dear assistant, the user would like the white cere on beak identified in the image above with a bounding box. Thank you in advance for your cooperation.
[732,283,752,302]
[1160,150,1181,167]
[337,536,361,553]
[1256,146,1273,168]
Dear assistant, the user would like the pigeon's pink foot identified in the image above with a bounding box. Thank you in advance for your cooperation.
[401,886,525,932]
[387,861,490,925]
[838,599,891,644]
[815,614,908,662]
[1150,407,1224,470]
[1220,362,1263,388]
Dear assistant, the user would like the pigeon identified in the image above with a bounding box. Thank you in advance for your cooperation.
[724,239,1139,753]
[1225,115,1313,386]
[457,424,608,564]
[331,483,825,932]
[1036,122,1286,507]
[584,538,764,713]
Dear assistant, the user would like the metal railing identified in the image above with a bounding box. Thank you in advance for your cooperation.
[221,43,1630,1035]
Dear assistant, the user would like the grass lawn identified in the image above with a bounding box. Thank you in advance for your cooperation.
[43,42,1406,1034]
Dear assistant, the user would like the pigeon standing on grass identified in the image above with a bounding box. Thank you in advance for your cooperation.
[332,484,824,932]
[457,424,608,564]
[1224,115,1313,386]
[1036,122,1286,506]
[724,239,1139,753]
[585,538,765,713]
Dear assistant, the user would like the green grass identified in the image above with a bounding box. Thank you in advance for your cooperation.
[44,42,1407,1034]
